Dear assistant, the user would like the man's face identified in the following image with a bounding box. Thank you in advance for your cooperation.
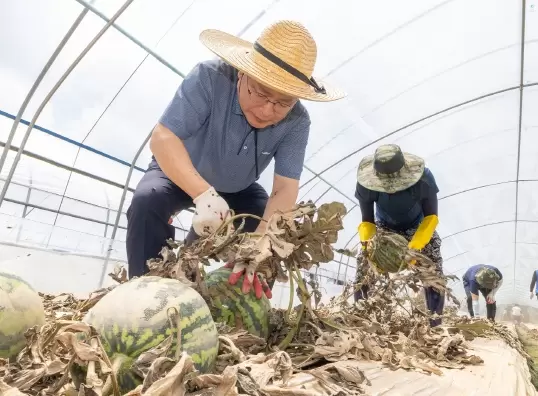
[237,72,298,129]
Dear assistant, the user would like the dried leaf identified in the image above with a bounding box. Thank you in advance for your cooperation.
[0,379,30,395]
[1,200,521,396]
[55,332,100,362]
[139,352,195,396]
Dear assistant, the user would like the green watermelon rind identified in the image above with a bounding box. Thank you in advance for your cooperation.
[204,267,271,339]
[0,272,46,360]
[369,233,409,273]
[82,276,219,392]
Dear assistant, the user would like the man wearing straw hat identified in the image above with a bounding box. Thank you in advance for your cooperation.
[126,21,345,298]
[354,144,445,326]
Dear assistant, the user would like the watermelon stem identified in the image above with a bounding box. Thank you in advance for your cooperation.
[100,346,126,396]
[278,303,305,350]
[285,270,295,323]
[166,306,182,361]
[279,268,313,350]
[293,267,315,319]
[213,212,264,236]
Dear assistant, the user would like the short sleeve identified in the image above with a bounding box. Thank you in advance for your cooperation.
[274,114,311,180]
[419,168,440,198]
[355,182,378,204]
[158,62,213,140]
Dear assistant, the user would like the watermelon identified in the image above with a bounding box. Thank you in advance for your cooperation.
[83,276,219,392]
[204,266,271,339]
[366,232,410,273]
[0,272,46,360]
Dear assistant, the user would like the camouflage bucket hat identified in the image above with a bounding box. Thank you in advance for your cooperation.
[357,144,425,194]
[475,267,500,289]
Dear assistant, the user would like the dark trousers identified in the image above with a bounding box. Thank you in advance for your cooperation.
[126,160,269,279]
[425,287,445,327]
[465,286,496,320]
[354,284,369,301]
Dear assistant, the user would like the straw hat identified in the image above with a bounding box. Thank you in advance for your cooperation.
[357,144,425,194]
[199,20,346,102]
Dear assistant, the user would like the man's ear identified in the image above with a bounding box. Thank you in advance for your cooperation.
[236,71,244,90]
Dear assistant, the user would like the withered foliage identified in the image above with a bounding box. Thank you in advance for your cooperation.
[0,201,526,395]
[144,201,348,288]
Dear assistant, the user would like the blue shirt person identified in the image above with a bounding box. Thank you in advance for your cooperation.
[462,264,503,321]
[529,269,538,299]
[125,20,345,298]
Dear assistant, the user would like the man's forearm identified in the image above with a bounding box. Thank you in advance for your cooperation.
[257,180,298,232]
[150,123,210,199]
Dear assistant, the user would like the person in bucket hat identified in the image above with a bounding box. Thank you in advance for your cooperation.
[353,144,444,326]
[462,264,503,321]
[126,20,345,298]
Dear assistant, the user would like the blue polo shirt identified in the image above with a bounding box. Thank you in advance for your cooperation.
[158,59,311,193]
[462,264,503,294]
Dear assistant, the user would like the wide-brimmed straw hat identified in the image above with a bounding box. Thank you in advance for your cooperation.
[199,20,346,102]
[357,144,425,194]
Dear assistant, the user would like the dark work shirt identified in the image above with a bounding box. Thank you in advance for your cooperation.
[355,167,439,231]
[462,264,503,294]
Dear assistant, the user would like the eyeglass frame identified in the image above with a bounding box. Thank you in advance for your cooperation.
[241,75,298,114]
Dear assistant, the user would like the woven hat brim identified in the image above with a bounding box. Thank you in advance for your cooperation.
[199,29,346,102]
[357,152,425,194]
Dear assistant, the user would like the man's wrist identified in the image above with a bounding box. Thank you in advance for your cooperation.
[190,180,212,200]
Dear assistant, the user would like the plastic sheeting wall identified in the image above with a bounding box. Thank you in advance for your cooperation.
[1,0,538,307]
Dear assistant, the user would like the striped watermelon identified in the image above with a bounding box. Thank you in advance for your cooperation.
[204,266,271,339]
[367,232,410,273]
[0,272,46,360]
[83,276,219,392]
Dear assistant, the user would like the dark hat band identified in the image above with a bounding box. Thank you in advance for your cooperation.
[253,42,326,94]
[373,149,405,175]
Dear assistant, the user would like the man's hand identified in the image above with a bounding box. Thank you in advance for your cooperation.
[224,262,272,299]
[192,187,230,236]
[531,292,535,300]
[486,294,495,304]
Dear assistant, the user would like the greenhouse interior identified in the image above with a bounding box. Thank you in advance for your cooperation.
[1,0,538,319]
[4,0,538,394]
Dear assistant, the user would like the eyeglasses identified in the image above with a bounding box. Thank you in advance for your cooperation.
[245,76,296,113]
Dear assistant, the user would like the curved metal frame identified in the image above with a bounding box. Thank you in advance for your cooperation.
[98,130,152,287]
[2,1,536,300]
[0,8,89,177]
[0,0,136,208]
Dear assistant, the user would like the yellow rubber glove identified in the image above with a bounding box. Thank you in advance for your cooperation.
[408,215,439,250]
[358,222,376,250]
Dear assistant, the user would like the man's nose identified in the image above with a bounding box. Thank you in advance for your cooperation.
[260,101,275,117]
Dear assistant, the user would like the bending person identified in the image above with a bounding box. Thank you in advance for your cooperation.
[354,144,444,327]
[125,21,345,297]
[462,264,503,321]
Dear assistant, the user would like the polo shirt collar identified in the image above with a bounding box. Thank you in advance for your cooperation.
[232,87,243,115]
